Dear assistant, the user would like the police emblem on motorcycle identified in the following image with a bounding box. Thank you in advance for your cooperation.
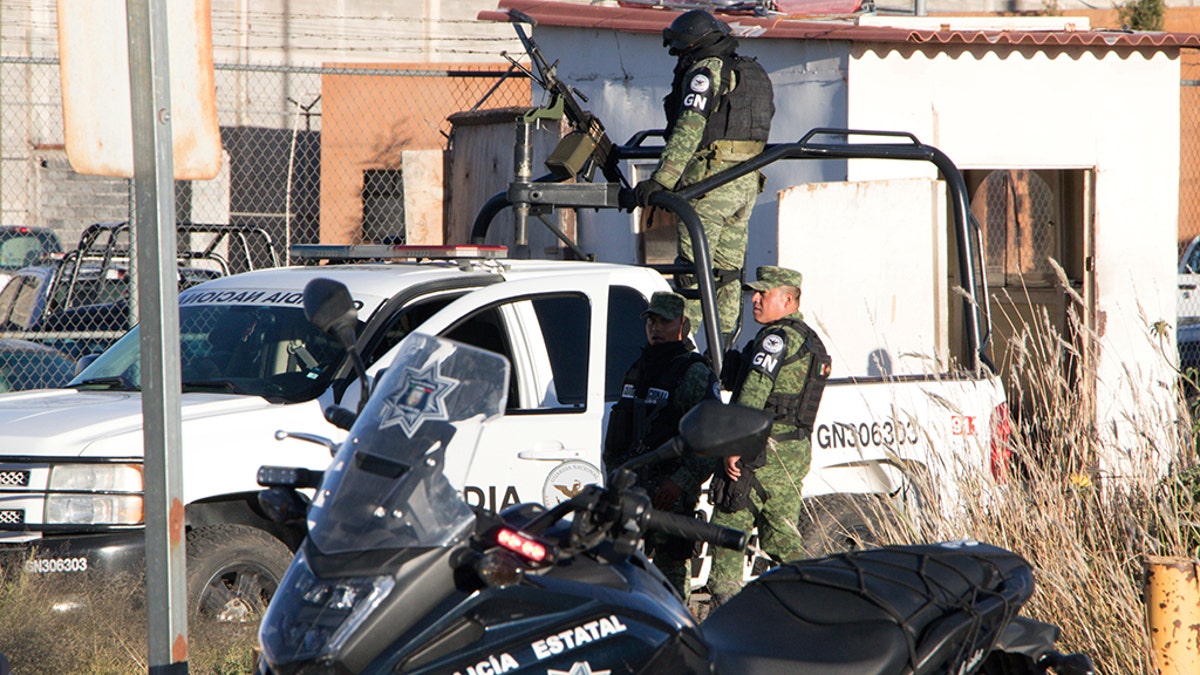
[378,362,460,436]
[543,461,603,507]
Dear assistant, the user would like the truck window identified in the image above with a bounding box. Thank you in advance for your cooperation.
[443,293,590,412]
[0,274,43,330]
[606,286,649,401]
[443,305,520,408]
[363,295,459,366]
[530,294,588,406]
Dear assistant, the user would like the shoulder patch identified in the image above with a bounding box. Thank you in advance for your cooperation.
[681,67,716,116]
[748,328,789,380]
[762,333,785,354]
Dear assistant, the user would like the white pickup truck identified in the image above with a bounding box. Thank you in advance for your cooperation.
[0,250,670,617]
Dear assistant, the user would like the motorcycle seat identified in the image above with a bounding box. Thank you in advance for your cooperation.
[702,541,1034,675]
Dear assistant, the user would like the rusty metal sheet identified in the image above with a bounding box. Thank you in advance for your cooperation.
[57,0,221,179]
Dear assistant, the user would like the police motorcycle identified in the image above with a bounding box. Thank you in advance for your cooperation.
[253,280,1093,675]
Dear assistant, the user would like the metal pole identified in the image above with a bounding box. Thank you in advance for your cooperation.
[915,0,926,16]
[126,1,189,673]
[512,118,533,259]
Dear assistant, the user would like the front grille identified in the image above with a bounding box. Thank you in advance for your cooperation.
[0,510,25,525]
[0,470,30,487]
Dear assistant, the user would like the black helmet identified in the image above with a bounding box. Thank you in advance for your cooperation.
[662,10,729,56]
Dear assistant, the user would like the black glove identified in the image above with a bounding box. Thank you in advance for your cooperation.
[634,179,666,207]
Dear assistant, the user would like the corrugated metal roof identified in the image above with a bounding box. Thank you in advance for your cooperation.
[479,0,1200,50]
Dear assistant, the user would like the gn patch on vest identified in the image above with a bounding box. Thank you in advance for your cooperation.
[682,68,714,116]
[750,328,789,379]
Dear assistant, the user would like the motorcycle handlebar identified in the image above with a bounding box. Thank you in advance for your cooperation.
[644,509,747,551]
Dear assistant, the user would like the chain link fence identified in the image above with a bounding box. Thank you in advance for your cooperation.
[0,55,530,388]
[1178,50,1200,375]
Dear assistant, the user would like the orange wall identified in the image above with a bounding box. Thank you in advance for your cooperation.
[319,64,530,245]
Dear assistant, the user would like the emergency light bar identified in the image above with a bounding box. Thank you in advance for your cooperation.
[290,244,508,261]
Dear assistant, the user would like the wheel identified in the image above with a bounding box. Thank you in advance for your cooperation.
[798,494,902,559]
[187,524,294,623]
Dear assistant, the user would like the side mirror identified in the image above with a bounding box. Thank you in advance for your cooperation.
[303,278,358,350]
[679,401,772,459]
[74,353,100,376]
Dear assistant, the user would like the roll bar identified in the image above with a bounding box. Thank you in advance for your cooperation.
[470,127,994,376]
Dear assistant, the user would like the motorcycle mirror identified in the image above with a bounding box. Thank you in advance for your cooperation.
[303,277,358,350]
[679,401,772,458]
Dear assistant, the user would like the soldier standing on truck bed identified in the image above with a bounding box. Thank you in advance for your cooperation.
[706,266,831,606]
[604,291,721,601]
[632,9,774,347]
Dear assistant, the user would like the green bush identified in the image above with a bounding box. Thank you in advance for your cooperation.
[1119,0,1165,31]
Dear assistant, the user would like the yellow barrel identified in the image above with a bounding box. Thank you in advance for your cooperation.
[1145,555,1200,674]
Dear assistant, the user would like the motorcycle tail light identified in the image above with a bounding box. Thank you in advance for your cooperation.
[496,527,548,562]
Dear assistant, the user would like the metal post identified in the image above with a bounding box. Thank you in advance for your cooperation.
[126,1,189,673]
[914,0,926,16]
[512,118,533,259]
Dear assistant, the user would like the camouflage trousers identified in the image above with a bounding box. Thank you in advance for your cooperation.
[707,437,811,600]
[675,162,760,340]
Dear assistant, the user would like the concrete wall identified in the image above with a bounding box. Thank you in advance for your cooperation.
[846,43,1181,466]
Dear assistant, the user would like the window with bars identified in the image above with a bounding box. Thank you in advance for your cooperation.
[971,169,1059,288]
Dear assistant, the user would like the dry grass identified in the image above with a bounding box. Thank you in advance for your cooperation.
[0,565,259,674]
[802,278,1199,674]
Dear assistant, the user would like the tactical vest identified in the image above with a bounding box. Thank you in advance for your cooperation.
[701,55,774,149]
[604,347,709,476]
[664,54,774,148]
[731,318,831,441]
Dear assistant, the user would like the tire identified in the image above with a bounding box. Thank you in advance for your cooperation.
[798,494,902,559]
[186,524,294,623]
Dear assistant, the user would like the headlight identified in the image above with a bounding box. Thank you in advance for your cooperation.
[259,549,395,667]
[45,464,144,525]
[48,463,142,491]
[45,495,143,525]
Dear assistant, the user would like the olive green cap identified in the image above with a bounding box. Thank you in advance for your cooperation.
[641,291,686,320]
[743,266,803,292]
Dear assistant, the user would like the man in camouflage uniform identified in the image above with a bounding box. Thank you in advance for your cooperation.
[604,291,721,600]
[633,9,773,345]
[707,266,830,605]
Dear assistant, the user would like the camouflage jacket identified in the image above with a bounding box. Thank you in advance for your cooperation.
[652,55,728,191]
[734,310,814,442]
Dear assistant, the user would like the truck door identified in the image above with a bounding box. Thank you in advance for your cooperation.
[401,276,612,511]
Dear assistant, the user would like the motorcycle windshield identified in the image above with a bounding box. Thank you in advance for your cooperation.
[306,334,509,556]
